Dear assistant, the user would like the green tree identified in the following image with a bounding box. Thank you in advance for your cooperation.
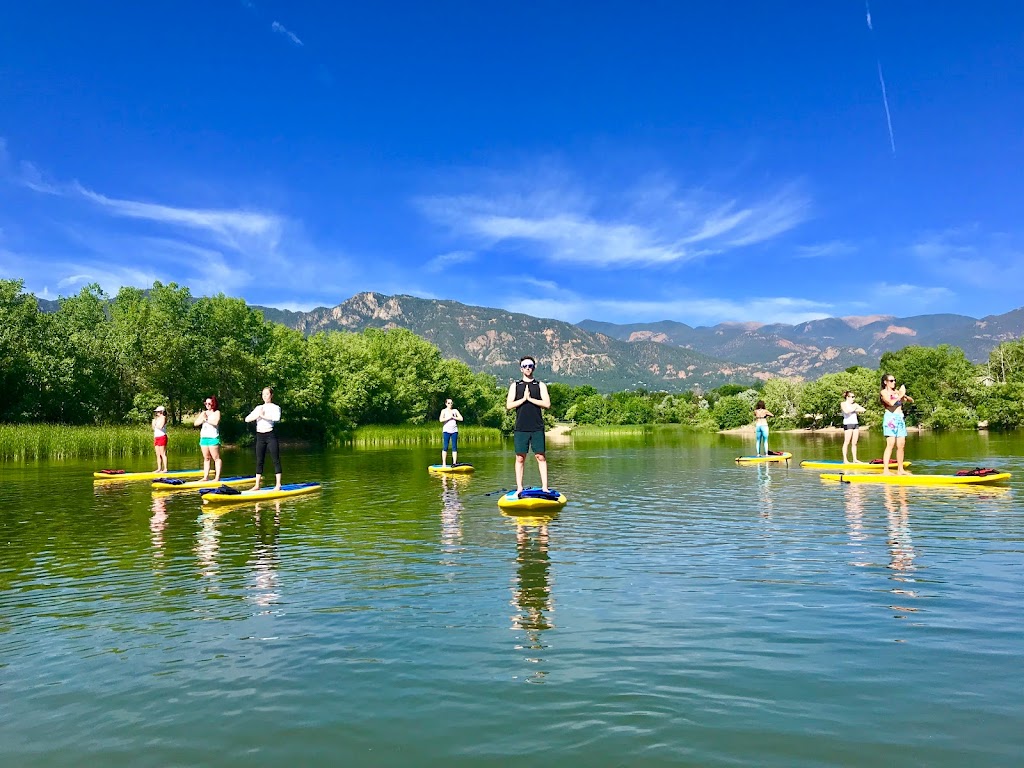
[879,345,980,428]
[977,383,1024,429]
[761,378,803,427]
[713,395,753,429]
[988,339,1024,385]
[0,279,42,421]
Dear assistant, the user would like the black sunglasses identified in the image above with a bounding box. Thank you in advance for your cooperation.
[521,363,535,369]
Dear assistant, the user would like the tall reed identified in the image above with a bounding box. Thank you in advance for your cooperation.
[0,424,194,461]
[346,424,503,446]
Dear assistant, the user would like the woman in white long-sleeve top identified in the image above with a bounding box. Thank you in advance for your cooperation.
[245,387,282,491]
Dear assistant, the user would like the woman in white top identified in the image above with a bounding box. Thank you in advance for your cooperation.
[193,395,222,482]
[152,405,168,473]
[438,398,464,467]
[245,387,282,490]
[840,391,867,463]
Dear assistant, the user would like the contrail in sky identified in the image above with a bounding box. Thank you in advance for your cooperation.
[865,1,896,154]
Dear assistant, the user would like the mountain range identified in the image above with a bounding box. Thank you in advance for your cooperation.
[256,292,1024,391]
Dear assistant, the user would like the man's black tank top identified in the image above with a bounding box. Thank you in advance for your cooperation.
[514,380,545,432]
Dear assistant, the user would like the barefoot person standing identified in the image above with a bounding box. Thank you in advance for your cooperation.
[193,395,222,482]
[840,391,867,463]
[506,356,551,495]
[880,374,914,475]
[753,400,774,457]
[245,387,282,491]
[152,405,168,473]
[438,398,463,467]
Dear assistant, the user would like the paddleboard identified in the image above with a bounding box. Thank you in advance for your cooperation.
[820,472,1011,486]
[497,488,567,511]
[801,460,910,470]
[153,475,257,492]
[735,452,792,464]
[201,482,322,504]
[94,468,204,481]
[428,463,475,474]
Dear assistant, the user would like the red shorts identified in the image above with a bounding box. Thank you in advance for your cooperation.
[154,435,168,447]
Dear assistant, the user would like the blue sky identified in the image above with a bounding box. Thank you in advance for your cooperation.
[2,2,1023,326]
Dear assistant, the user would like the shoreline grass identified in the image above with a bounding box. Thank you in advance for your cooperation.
[346,424,504,446]
[0,424,198,461]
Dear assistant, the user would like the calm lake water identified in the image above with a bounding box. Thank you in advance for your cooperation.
[2,430,1022,767]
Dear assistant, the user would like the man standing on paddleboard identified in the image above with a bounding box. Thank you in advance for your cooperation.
[438,398,463,467]
[506,355,552,496]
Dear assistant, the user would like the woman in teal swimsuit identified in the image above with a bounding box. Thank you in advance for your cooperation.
[193,395,222,482]
[880,375,914,475]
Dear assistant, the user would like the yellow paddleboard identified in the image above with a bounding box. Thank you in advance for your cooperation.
[800,460,910,470]
[428,463,475,474]
[820,472,1011,486]
[202,482,322,504]
[497,489,567,511]
[94,468,204,481]
[153,475,257,492]
[735,452,792,464]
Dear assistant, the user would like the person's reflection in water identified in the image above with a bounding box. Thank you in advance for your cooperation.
[756,463,773,519]
[440,475,464,567]
[844,484,871,567]
[150,494,168,560]
[509,515,554,683]
[249,500,282,613]
[883,485,918,615]
[195,510,221,584]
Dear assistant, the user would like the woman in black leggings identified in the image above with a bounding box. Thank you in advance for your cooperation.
[245,387,282,490]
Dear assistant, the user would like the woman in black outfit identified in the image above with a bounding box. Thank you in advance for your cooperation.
[245,387,283,490]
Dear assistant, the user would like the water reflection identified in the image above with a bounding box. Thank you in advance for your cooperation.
[843,485,871,567]
[195,511,221,583]
[249,501,282,613]
[884,486,918,615]
[505,511,556,683]
[439,475,465,558]
[149,494,168,559]
[756,464,773,518]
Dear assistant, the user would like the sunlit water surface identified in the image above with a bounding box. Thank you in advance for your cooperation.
[2,430,1022,766]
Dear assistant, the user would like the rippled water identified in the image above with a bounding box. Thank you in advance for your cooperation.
[2,430,1023,766]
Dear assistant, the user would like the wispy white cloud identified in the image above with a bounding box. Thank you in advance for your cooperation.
[871,282,953,300]
[418,173,810,269]
[794,240,857,259]
[425,250,476,272]
[4,141,357,305]
[908,228,1024,294]
[71,183,284,253]
[503,290,832,326]
[271,21,303,46]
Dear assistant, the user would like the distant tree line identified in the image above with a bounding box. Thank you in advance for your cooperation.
[3,278,1023,435]
[548,342,1024,431]
[0,279,506,440]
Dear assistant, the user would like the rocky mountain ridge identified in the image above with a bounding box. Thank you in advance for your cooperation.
[256,292,1024,391]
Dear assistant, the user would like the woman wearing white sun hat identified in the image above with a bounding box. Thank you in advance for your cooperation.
[152,405,168,473]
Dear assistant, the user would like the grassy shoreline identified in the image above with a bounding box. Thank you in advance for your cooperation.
[346,424,504,446]
[0,424,202,461]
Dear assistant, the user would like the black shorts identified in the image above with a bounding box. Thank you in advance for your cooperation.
[513,430,546,455]
[843,423,860,431]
